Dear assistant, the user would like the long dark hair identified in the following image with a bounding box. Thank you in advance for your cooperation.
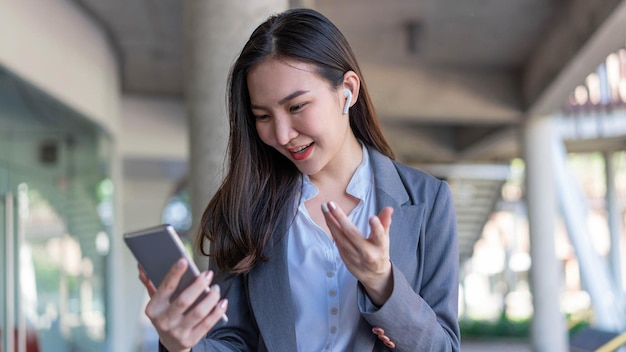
[196,8,395,274]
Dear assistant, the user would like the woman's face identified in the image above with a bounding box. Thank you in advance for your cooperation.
[247,58,357,177]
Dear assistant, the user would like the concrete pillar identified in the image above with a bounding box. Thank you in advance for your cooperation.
[605,152,623,292]
[523,116,568,352]
[183,0,288,268]
[290,0,316,8]
[108,140,126,352]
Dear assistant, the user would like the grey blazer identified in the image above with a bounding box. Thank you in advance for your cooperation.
[178,148,460,352]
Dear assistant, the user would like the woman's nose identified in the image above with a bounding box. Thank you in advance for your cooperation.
[274,116,297,146]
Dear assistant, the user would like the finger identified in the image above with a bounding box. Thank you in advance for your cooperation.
[177,281,220,331]
[327,201,360,236]
[153,258,188,302]
[138,264,157,297]
[146,259,189,319]
[322,201,359,250]
[321,202,342,234]
[173,292,228,348]
[155,258,189,300]
[190,298,229,342]
[152,269,215,332]
[192,286,229,324]
[169,270,215,319]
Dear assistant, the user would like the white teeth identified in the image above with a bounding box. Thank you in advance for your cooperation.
[292,144,310,153]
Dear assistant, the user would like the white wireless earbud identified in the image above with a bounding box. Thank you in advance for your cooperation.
[342,88,352,115]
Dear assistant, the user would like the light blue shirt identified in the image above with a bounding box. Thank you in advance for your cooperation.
[287,145,377,352]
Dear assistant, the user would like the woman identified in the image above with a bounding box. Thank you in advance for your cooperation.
[139,8,460,352]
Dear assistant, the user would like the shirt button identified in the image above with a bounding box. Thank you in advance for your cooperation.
[330,307,339,315]
[330,326,337,334]
[328,289,337,297]
[326,271,335,277]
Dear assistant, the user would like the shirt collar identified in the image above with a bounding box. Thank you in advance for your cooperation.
[300,143,372,202]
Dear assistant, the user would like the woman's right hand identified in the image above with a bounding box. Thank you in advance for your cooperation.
[138,259,229,352]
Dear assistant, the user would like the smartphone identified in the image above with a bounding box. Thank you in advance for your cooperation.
[124,224,228,321]
[124,224,206,305]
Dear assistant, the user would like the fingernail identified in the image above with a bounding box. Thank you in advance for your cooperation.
[220,300,229,323]
[370,216,380,225]
[328,201,337,211]
[205,270,214,280]
[176,258,185,268]
[211,284,220,294]
[321,203,329,213]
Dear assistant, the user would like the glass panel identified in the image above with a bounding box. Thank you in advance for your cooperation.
[0,173,8,352]
[0,65,113,352]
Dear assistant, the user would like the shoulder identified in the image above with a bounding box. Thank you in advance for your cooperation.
[392,160,452,204]
[392,160,442,186]
[369,148,447,195]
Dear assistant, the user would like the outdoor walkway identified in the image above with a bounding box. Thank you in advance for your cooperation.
[461,338,531,351]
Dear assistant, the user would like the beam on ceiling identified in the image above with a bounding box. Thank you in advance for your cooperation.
[362,63,523,124]
[457,127,520,162]
[524,0,626,115]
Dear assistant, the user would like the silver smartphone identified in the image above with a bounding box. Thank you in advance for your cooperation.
[124,224,205,304]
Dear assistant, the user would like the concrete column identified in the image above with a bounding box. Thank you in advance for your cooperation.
[523,116,568,352]
[605,152,623,292]
[183,0,288,268]
[290,0,316,8]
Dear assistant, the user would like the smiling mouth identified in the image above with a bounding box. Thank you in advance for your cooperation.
[288,142,314,161]
[290,142,313,153]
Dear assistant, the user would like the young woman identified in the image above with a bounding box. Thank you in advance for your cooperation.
[139,8,460,352]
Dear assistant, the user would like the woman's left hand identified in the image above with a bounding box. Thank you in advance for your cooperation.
[322,202,394,306]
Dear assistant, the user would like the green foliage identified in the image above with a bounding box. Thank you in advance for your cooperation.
[460,312,530,338]
[460,311,593,339]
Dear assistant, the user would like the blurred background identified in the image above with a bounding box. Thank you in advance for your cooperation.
[1,0,626,351]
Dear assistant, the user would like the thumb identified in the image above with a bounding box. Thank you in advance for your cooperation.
[368,207,394,245]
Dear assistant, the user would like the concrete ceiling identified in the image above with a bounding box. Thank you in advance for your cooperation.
[69,0,626,264]
[75,0,626,165]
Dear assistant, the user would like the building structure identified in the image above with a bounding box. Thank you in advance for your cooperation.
[1,0,626,351]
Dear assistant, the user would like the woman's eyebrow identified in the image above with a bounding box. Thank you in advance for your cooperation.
[250,90,309,110]
[278,90,309,105]
[251,90,310,110]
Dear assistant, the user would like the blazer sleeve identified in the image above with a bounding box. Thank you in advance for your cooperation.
[357,180,460,352]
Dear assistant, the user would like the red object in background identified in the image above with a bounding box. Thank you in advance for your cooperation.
[0,327,41,352]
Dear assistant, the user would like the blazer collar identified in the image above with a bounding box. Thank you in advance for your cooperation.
[368,147,410,208]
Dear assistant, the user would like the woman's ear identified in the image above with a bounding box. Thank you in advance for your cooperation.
[342,71,360,113]
[342,88,353,114]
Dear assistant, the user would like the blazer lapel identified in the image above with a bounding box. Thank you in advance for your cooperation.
[369,148,425,269]
[247,213,298,352]
[351,149,425,351]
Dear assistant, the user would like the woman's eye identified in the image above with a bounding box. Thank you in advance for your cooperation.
[255,114,270,121]
[290,103,305,113]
